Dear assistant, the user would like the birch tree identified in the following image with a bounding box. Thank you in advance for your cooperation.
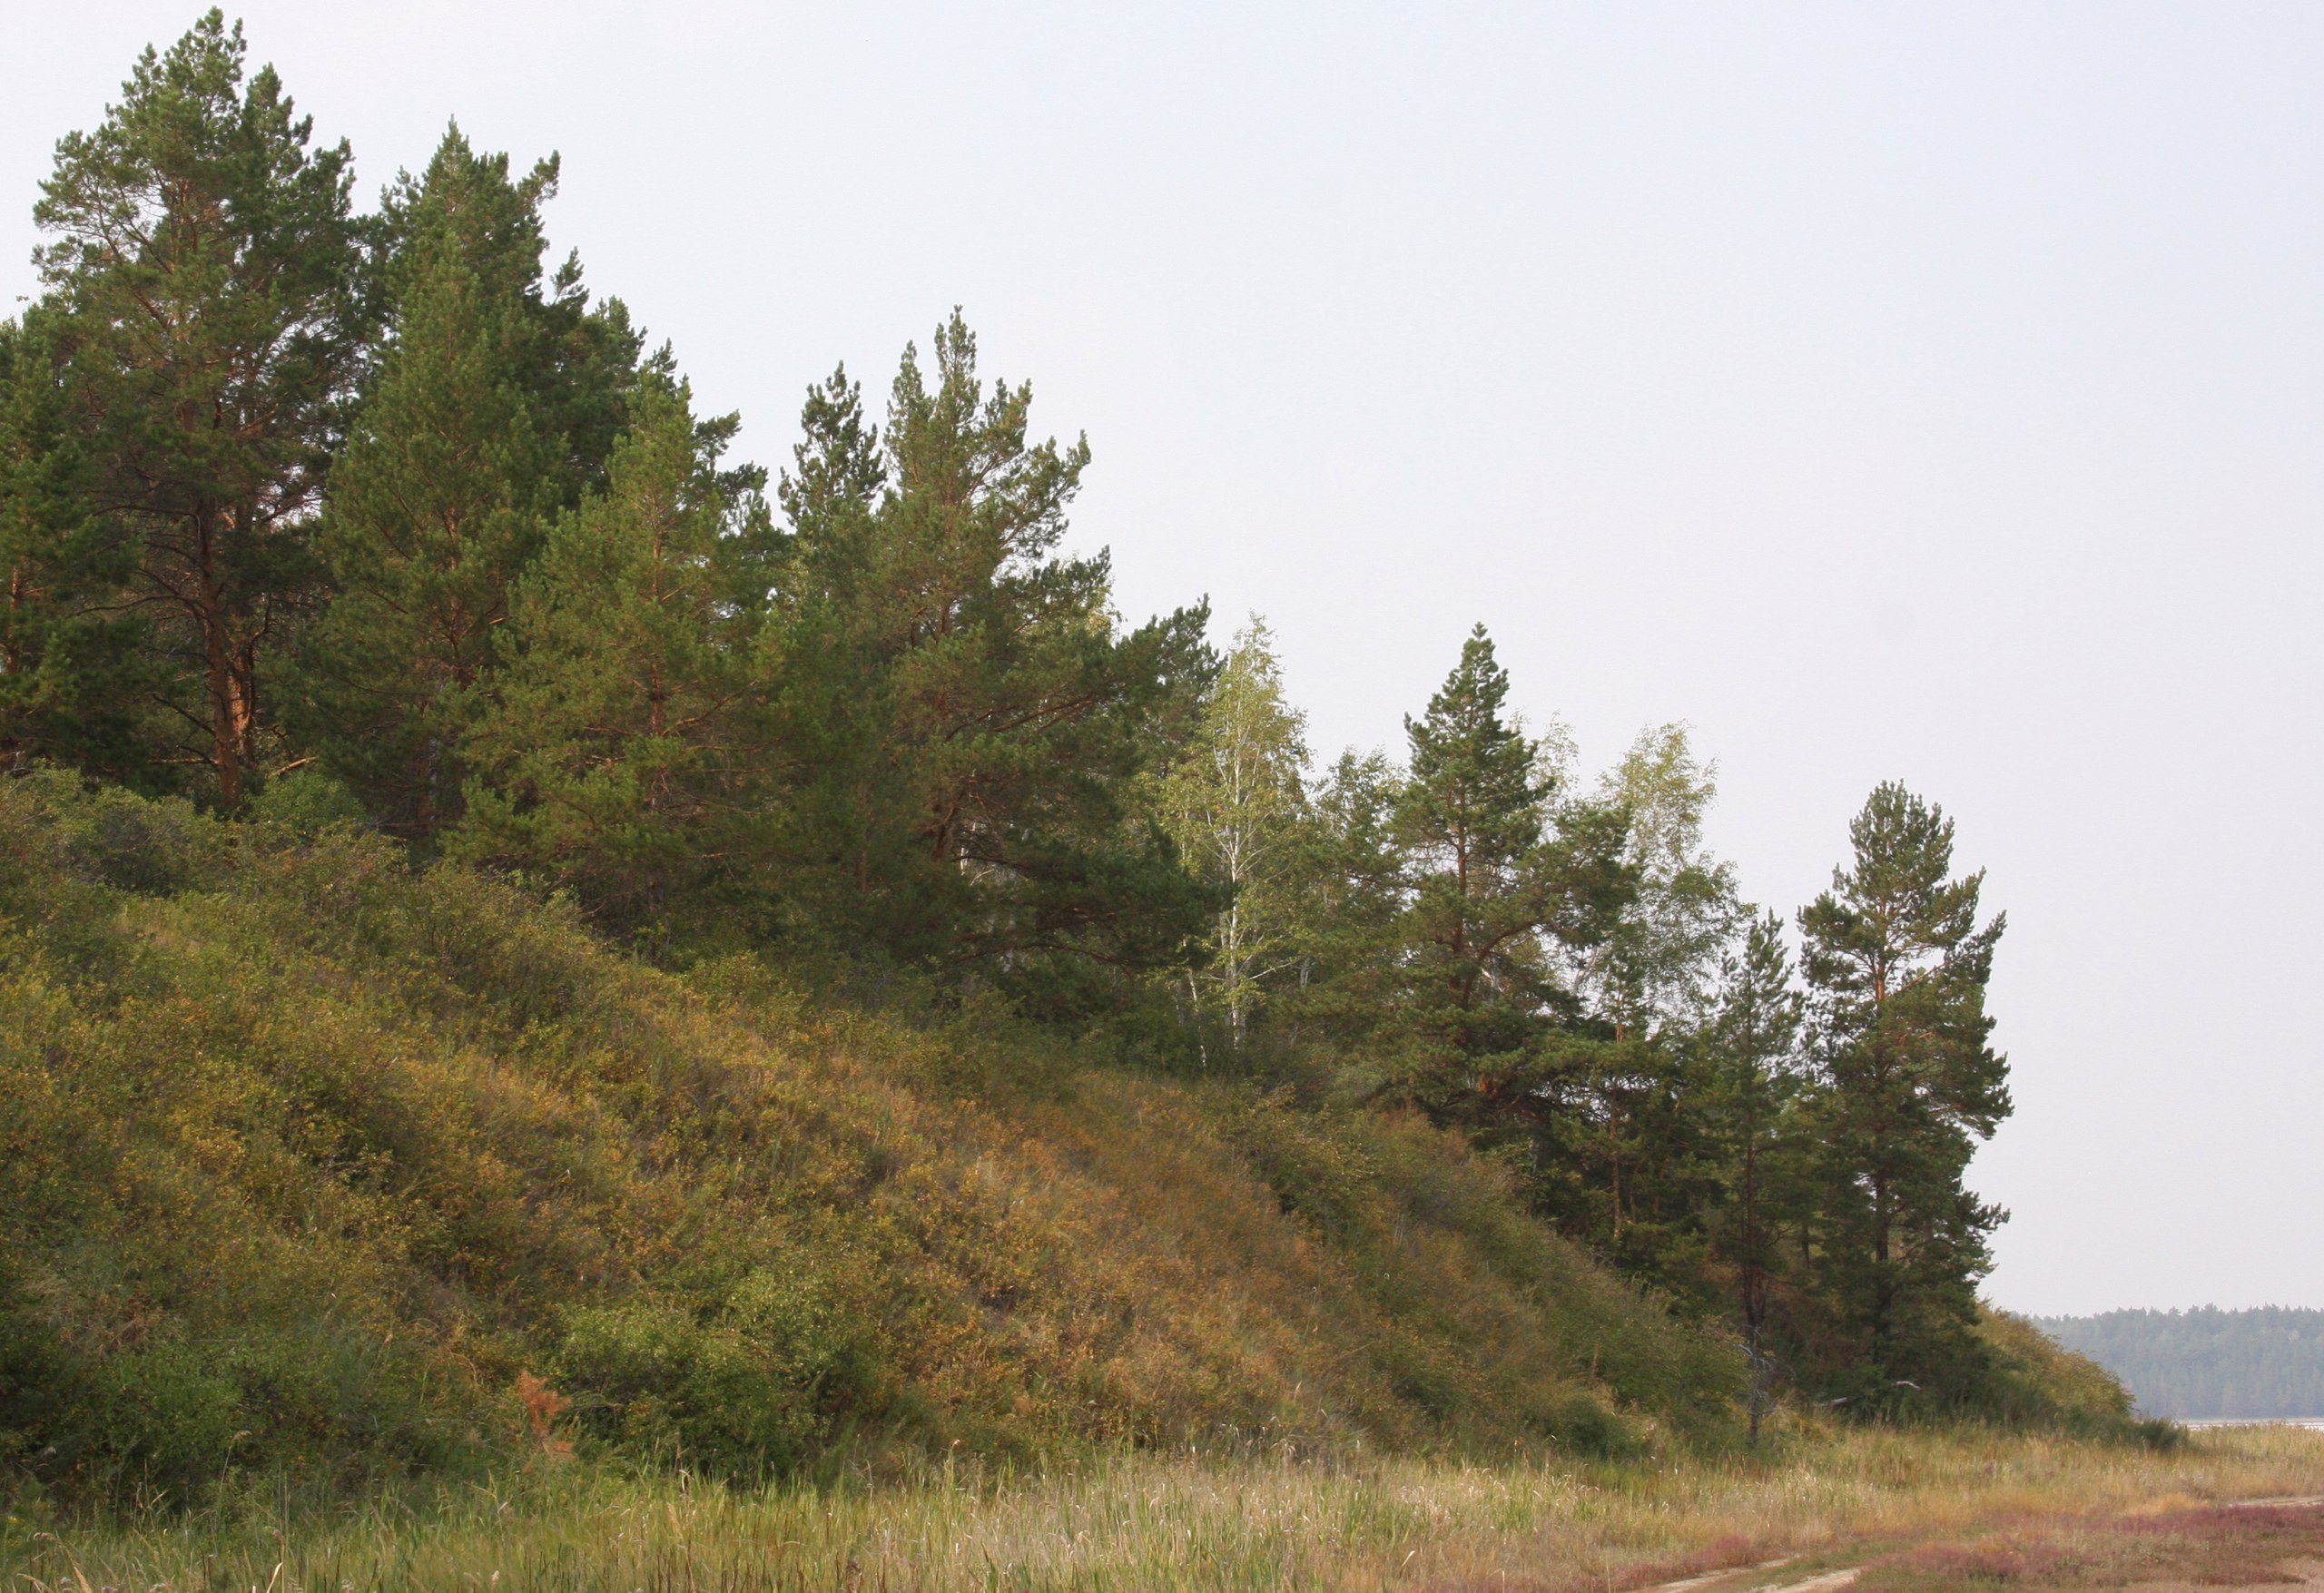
[1150,616,1311,1049]
[1584,723,1745,1038]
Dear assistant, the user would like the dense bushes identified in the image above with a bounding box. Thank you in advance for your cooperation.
[554,1266,861,1477]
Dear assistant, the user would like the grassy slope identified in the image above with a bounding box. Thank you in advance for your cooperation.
[0,774,1737,1501]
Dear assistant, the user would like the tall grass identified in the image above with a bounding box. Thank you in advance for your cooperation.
[5,1426,2319,1592]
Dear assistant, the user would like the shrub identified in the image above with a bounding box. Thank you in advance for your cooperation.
[90,1342,241,1499]
[556,1267,861,1478]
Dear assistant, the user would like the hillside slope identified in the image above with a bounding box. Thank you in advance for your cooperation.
[0,774,1739,1500]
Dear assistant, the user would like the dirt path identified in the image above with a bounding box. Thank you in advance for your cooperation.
[1754,1573,1862,1593]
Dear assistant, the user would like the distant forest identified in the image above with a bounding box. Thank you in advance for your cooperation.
[2035,1309,2324,1419]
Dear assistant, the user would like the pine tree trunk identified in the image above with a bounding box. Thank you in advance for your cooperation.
[197,557,247,808]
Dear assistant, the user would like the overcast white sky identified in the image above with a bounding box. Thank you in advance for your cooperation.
[11,3,2320,1316]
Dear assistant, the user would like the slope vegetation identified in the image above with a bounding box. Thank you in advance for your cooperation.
[0,774,1738,1500]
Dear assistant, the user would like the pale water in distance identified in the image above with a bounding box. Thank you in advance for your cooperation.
[2181,1420,2324,1431]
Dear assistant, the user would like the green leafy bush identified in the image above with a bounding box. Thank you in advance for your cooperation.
[557,1266,862,1477]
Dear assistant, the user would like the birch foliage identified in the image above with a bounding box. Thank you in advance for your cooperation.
[1150,617,1311,1047]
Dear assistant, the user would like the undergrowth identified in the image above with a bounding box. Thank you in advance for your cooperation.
[0,772,1736,1505]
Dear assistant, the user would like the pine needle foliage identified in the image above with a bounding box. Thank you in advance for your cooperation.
[31,11,366,804]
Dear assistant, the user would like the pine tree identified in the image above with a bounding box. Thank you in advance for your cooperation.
[764,317,1215,1000]
[1797,781,2011,1408]
[453,379,774,929]
[761,363,903,937]
[0,310,152,783]
[1269,747,1409,1058]
[297,126,637,837]
[1700,911,1806,1441]
[1148,616,1313,1051]
[33,12,366,804]
[371,134,643,500]
[1390,625,1633,1111]
[1397,624,1556,1050]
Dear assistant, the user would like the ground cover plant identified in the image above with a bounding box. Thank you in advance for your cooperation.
[1851,1498,2324,1593]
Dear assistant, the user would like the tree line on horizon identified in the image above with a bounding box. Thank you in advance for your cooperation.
[2038,1309,2324,1421]
[0,14,2021,1418]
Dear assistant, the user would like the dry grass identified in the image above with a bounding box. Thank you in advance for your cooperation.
[5,1425,2319,1592]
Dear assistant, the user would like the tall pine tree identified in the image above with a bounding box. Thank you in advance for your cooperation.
[1397,624,1560,1060]
[765,317,1214,1003]
[297,126,639,836]
[1798,781,2011,1409]
[1701,911,1807,1440]
[33,12,366,804]
[1389,625,1632,1115]
[453,379,773,930]
[1270,747,1409,1057]
[0,309,152,783]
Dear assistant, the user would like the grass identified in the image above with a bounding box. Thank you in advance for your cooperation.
[5,1425,2320,1592]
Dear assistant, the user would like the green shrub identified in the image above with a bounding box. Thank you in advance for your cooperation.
[556,1266,858,1478]
[247,768,370,835]
[1972,1308,2143,1436]
[91,1342,241,1498]
[0,1267,83,1475]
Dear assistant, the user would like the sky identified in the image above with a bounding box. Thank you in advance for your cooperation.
[8,3,2320,1317]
